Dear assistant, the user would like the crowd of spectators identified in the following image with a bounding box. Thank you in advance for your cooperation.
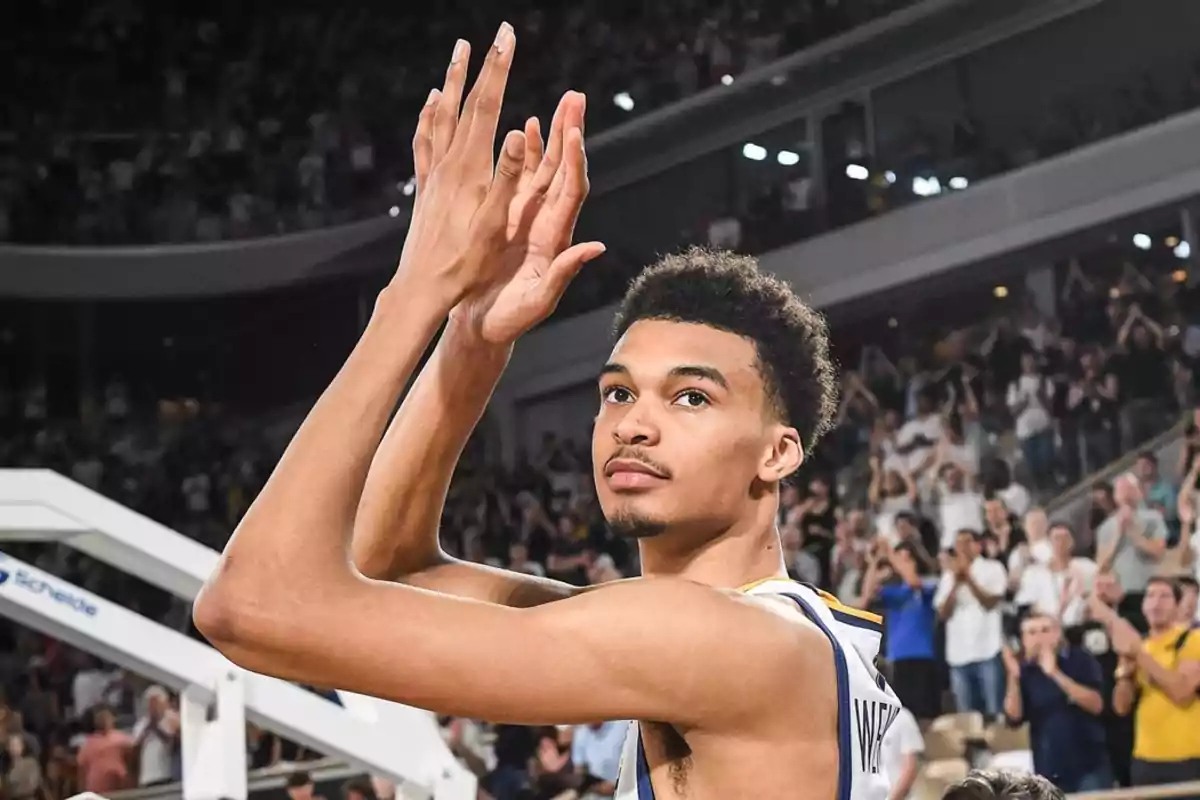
[1,229,1199,797]
[0,0,914,245]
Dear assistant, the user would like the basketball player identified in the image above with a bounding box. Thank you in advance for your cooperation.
[195,23,899,800]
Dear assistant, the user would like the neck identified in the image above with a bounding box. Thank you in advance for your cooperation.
[638,501,786,589]
[1051,553,1070,570]
[1149,621,1175,638]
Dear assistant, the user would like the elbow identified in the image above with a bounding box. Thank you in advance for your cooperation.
[193,583,249,650]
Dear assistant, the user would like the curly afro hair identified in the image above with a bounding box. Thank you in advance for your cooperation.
[612,247,838,453]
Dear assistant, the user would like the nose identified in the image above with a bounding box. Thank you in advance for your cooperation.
[611,401,660,447]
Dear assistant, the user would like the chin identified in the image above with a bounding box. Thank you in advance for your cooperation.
[603,506,669,539]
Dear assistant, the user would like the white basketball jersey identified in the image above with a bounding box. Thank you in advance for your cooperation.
[614,580,899,800]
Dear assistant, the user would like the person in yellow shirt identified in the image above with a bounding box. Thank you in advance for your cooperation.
[1095,576,1200,791]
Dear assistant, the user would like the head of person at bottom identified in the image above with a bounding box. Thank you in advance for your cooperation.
[942,769,1065,800]
[594,247,837,554]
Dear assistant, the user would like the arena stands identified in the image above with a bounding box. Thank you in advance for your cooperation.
[1,0,915,245]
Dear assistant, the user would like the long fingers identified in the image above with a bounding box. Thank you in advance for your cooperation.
[520,116,543,191]
[412,89,440,203]
[528,92,580,195]
[454,22,517,165]
[474,130,527,242]
[537,241,607,314]
[431,39,470,164]
[544,126,590,248]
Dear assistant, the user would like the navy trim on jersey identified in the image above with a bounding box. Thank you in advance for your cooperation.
[829,608,884,634]
[782,592,854,800]
[636,728,656,799]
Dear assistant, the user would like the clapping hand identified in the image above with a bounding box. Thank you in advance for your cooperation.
[1036,645,1059,678]
[411,59,604,345]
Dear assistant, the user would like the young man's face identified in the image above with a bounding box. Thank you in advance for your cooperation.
[1143,581,1179,629]
[593,319,800,539]
[1020,615,1057,657]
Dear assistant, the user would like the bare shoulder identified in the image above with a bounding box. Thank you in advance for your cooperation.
[545,577,833,723]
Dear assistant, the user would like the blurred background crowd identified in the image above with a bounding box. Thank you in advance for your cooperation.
[3,0,1200,798]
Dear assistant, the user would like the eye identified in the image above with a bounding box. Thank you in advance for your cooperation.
[673,390,710,409]
[601,386,635,405]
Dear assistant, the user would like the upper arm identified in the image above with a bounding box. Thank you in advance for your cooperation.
[210,576,817,728]
[401,556,582,608]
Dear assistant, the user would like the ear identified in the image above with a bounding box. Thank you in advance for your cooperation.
[759,426,803,483]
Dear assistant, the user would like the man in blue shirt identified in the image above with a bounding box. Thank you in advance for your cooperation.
[862,540,940,721]
[1002,611,1112,793]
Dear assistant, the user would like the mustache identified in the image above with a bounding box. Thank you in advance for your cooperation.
[605,447,673,479]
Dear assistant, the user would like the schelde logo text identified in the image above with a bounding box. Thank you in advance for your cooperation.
[12,571,99,617]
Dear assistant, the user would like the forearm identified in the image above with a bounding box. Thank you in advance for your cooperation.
[1003,677,1023,722]
[1129,528,1166,558]
[1050,672,1103,715]
[1135,649,1197,706]
[197,284,447,620]
[352,319,511,579]
[936,593,957,621]
[888,755,918,800]
[1113,676,1136,715]
[963,575,1000,609]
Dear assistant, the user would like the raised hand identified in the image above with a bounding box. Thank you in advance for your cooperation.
[395,23,527,309]
[414,89,605,345]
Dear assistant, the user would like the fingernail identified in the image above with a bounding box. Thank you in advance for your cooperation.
[452,39,468,63]
[505,132,523,157]
[426,88,440,106]
[494,22,514,53]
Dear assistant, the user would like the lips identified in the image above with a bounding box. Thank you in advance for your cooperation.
[604,458,668,479]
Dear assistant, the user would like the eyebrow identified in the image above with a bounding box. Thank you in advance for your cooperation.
[599,362,730,390]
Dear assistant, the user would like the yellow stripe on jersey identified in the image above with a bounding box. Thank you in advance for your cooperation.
[816,589,883,627]
[736,576,786,593]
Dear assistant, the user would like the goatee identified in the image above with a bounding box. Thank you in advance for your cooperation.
[606,510,668,539]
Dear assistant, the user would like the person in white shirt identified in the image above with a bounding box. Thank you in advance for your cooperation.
[880,701,924,800]
[133,686,179,786]
[894,391,944,487]
[935,529,1009,718]
[571,720,625,797]
[1022,508,1053,566]
[1006,353,1055,490]
[1015,522,1098,630]
[869,454,919,544]
[932,445,984,552]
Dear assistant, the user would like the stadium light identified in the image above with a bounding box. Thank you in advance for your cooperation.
[1132,233,1152,250]
[949,176,969,190]
[721,74,734,86]
[613,92,635,111]
[742,143,768,161]
[1176,241,1193,259]
[401,177,416,197]
[845,163,869,181]
[777,150,800,166]
[912,176,941,197]
[388,206,401,218]
[884,171,896,185]
[993,285,1008,298]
